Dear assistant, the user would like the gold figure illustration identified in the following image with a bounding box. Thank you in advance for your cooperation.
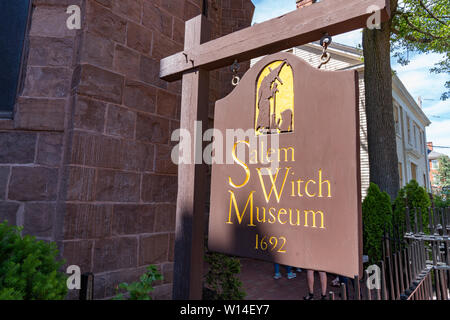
[256,60,294,135]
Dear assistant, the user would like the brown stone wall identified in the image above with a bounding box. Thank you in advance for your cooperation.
[0,0,82,241]
[0,0,254,300]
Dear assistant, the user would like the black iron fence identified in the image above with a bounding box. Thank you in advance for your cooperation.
[331,207,449,300]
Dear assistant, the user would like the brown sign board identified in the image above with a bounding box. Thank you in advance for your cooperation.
[208,52,362,278]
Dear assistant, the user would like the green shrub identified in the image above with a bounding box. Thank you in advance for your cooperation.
[0,221,67,300]
[113,265,162,300]
[362,183,393,264]
[204,252,245,300]
[393,180,431,233]
[433,194,450,209]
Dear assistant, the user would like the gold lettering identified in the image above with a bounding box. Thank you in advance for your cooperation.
[256,206,266,223]
[268,207,276,224]
[304,210,325,229]
[289,209,301,226]
[278,147,295,162]
[305,179,316,197]
[256,167,291,203]
[227,190,256,226]
[297,179,304,197]
[318,169,332,198]
[278,208,288,224]
[229,141,250,188]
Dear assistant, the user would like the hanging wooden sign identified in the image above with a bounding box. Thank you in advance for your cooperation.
[161,0,391,299]
[208,52,362,278]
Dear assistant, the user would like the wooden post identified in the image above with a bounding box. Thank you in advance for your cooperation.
[172,15,210,300]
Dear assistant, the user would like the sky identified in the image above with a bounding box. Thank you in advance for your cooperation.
[251,0,450,156]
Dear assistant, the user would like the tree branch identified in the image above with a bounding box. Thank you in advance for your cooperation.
[402,14,447,40]
[419,0,449,26]
[391,26,434,44]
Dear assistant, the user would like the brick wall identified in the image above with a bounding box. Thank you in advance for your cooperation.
[0,0,254,300]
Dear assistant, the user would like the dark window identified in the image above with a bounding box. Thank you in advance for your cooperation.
[0,1,31,117]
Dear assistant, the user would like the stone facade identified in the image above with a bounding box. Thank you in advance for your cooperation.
[0,0,254,300]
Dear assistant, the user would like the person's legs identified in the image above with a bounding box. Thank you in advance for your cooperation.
[286,266,296,279]
[303,270,315,300]
[319,272,327,296]
[273,264,281,279]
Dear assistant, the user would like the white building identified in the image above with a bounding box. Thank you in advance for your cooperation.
[252,42,432,198]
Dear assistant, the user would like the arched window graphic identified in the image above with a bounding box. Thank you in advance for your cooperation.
[255,60,294,135]
[0,0,31,117]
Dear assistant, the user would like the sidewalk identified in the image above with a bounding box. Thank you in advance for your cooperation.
[238,258,342,300]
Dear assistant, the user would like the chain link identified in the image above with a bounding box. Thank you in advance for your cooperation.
[318,35,332,69]
[231,60,240,86]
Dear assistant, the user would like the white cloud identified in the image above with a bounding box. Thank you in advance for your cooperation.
[427,119,450,157]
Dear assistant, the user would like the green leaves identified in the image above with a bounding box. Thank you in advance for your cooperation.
[391,0,450,100]
[113,265,163,300]
[362,183,393,265]
[204,252,246,300]
[0,221,67,300]
[436,155,450,189]
[393,180,432,234]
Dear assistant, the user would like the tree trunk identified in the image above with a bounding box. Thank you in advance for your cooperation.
[362,0,399,201]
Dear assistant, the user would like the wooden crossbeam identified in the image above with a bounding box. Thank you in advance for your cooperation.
[160,0,390,82]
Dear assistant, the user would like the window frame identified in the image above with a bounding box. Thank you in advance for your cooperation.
[0,0,32,119]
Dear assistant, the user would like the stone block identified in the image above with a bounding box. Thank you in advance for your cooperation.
[8,167,58,201]
[151,32,182,61]
[136,113,170,144]
[142,2,173,38]
[156,89,179,118]
[0,167,10,200]
[154,203,176,232]
[93,237,138,273]
[14,98,66,131]
[160,0,185,20]
[29,6,77,38]
[113,45,140,79]
[36,133,63,167]
[62,240,94,273]
[105,104,136,138]
[86,1,127,44]
[66,166,96,201]
[112,0,142,23]
[80,32,115,69]
[23,67,71,98]
[123,79,157,113]
[139,233,169,265]
[73,96,107,133]
[95,169,140,202]
[141,174,177,203]
[127,22,152,54]
[155,144,177,174]
[64,203,113,239]
[112,204,155,235]
[0,202,20,225]
[76,64,124,104]
[0,132,36,164]
[70,132,154,172]
[28,36,74,67]
[23,202,56,238]
[139,56,167,89]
